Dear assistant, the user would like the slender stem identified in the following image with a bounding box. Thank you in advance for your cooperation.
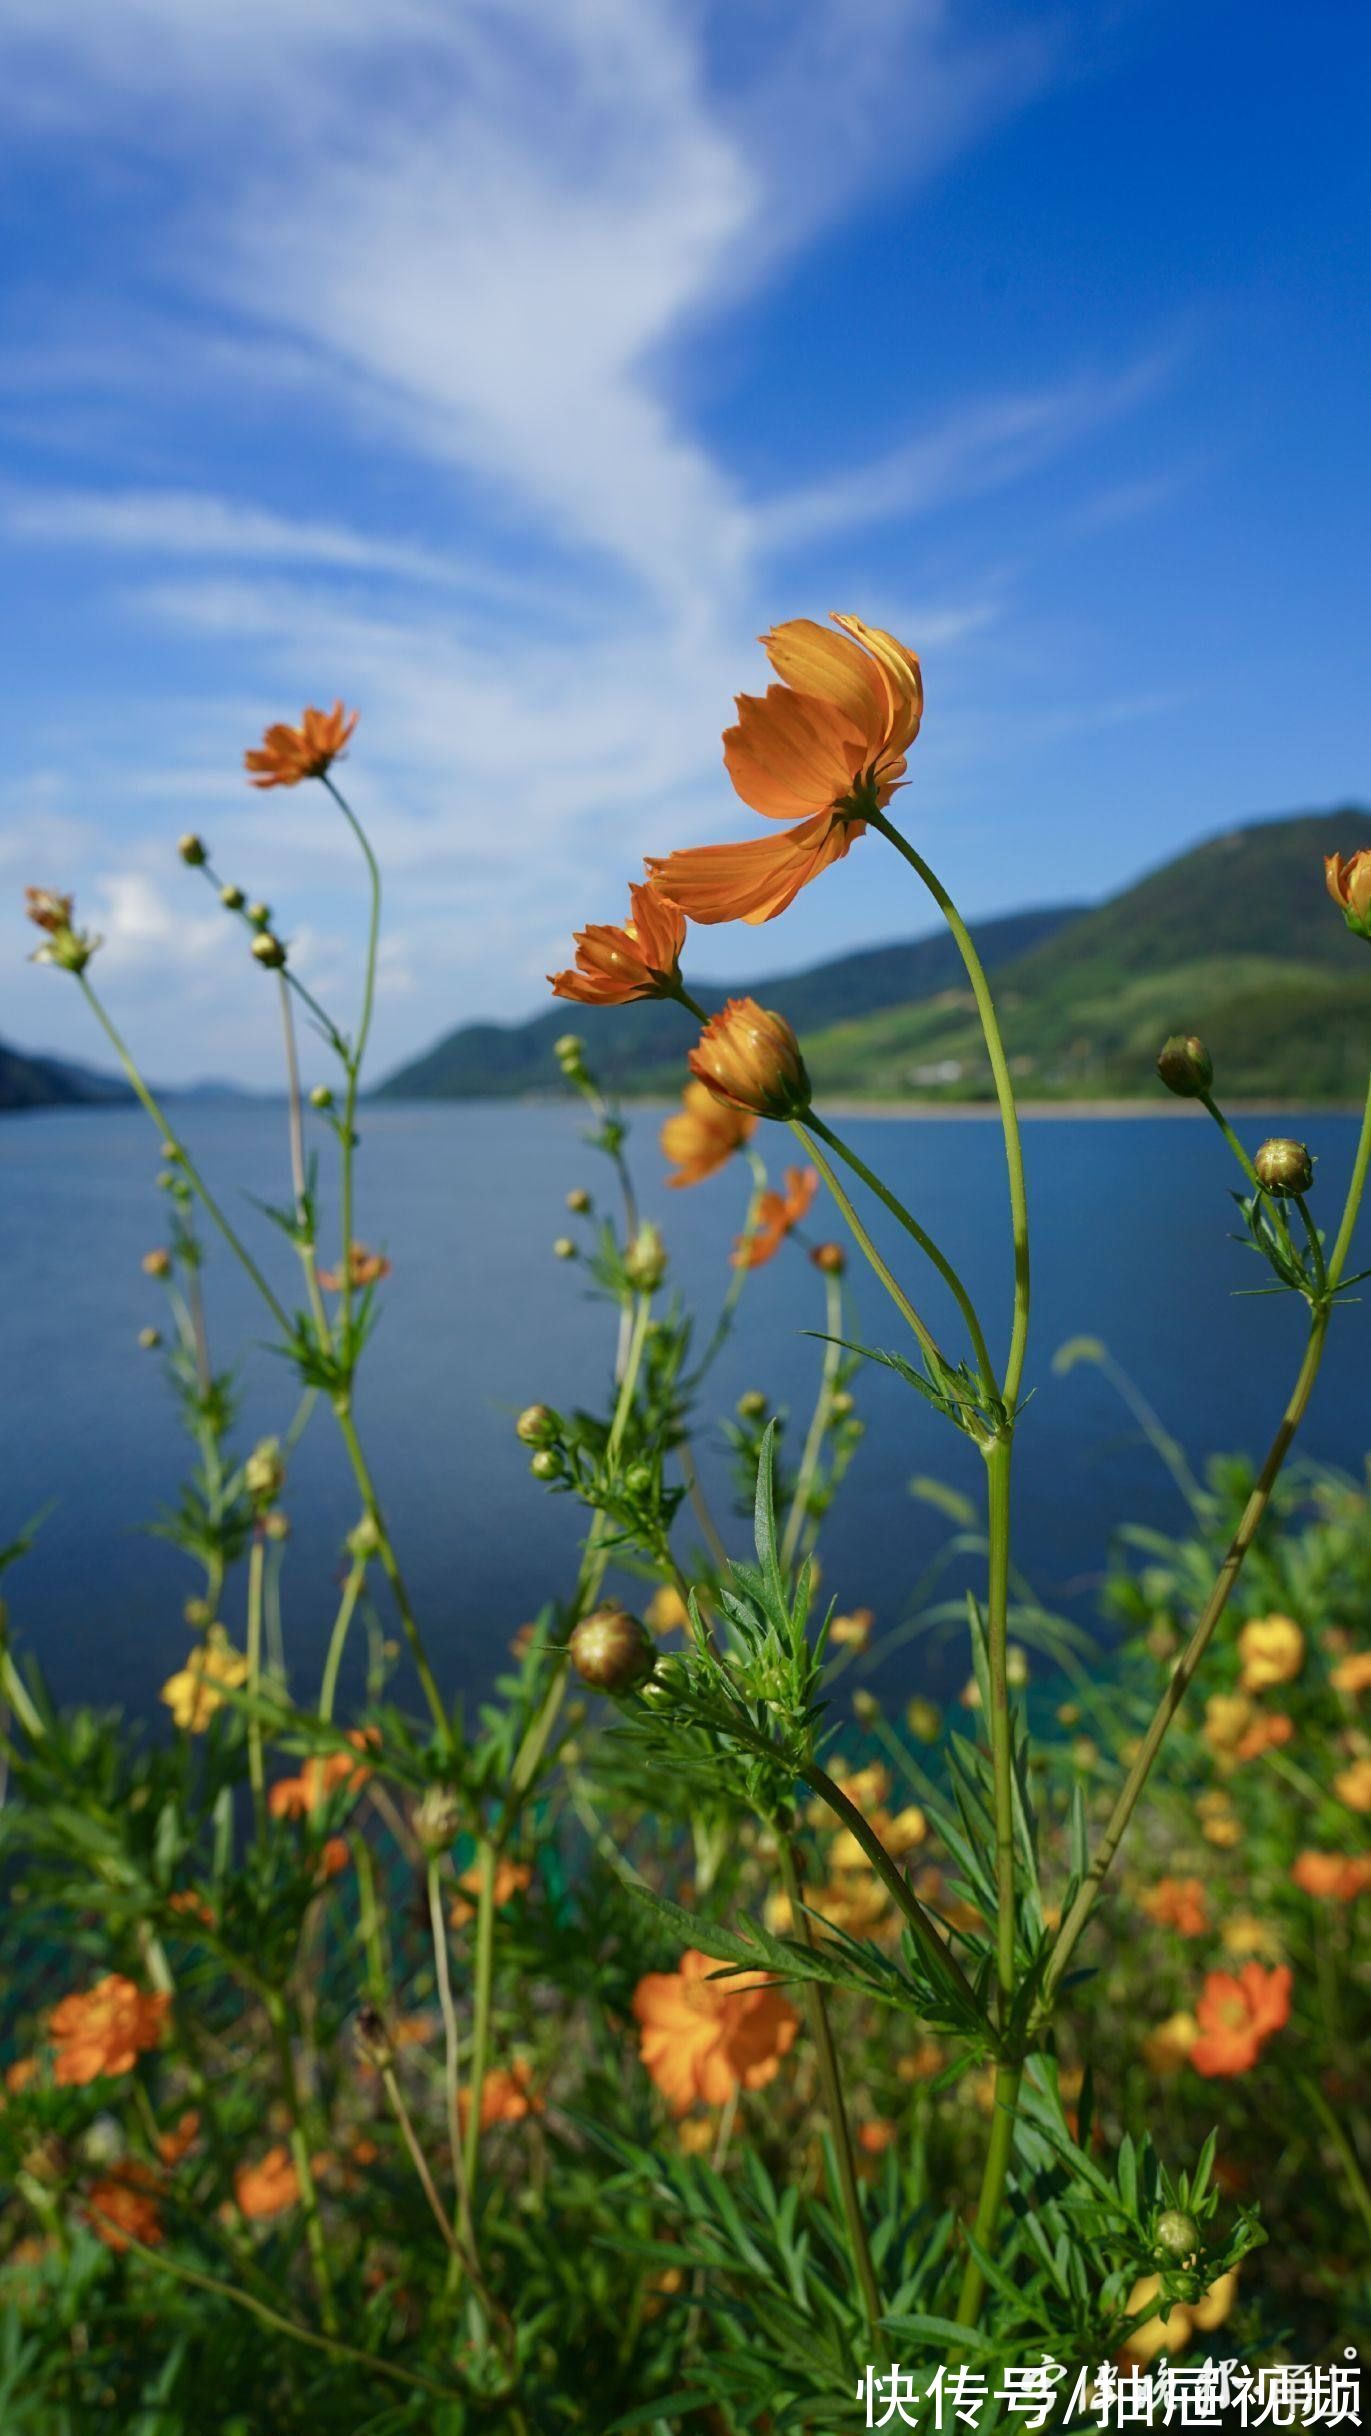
[1043,1307,1331,2004]
[265,1997,337,2332]
[462,1839,498,2194]
[789,1120,947,1375]
[333,1404,447,1738]
[77,977,291,1334]
[1199,1091,1299,1266]
[777,1838,883,2337]
[799,1760,989,2030]
[679,1437,730,1572]
[782,1271,843,1571]
[1329,1062,1371,1284]
[953,2060,1024,2328]
[868,813,1030,1408]
[380,2059,461,2255]
[245,1534,266,1837]
[807,1113,998,1397]
[427,1860,478,2268]
[318,1558,367,1724]
[279,975,332,1350]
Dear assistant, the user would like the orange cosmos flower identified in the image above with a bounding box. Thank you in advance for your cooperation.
[1189,1961,1292,2078]
[244,701,358,789]
[647,614,923,925]
[448,1858,533,1929]
[167,1889,215,1929]
[1291,1850,1371,1901]
[86,2164,163,2253]
[49,1977,170,2087]
[1331,1649,1371,1695]
[1335,1756,1371,1812]
[156,2109,201,2167]
[734,1165,818,1268]
[1232,1710,1294,1763]
[317,1242,391,1292]
[688,998,810,1120]
[549,883,687,1006]
[1325,847,1371,939]
[269,1726,379,1820]
[632,1948,799,2113]
[660,1079,757,1187]
[1140,1877,1209,1938]
[457,2060,542,2131]
[235,2145,300,2220]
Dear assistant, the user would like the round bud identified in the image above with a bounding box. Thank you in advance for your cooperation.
[552,1236,577,1261]
[137,1326,161,1351]
[346,1513,382,1561]
[156,1170,174,1191]
[142,1247,172,1278]
[1154,2209,1201,2262]
[515,1403,558,1447]
[529,1449,560,1481]
[219,883,245,911]
[830,1390,856,1419]
[905,1695,941,1743]
[623,1460,654,1497]
[810,1242,846,1276]
[251,931,287,969]
[624,1222,667,1293]
[183,1597,213,1629]
[261,1508,290,1542]
[852,1689,880,1725]
[177,833,208,867]
[244,1437,286,1506]
[553,1033,585,1066]
[1006,1644,1029,1689]
[160,1140,180,1163]
[736,1389,768,1422]
[569,1607,655,1695]
[247,901,271,927]
[1255,1137,1314,1196]
[309,1084,334,1111]
[1156,1034,1213,1098]
[413,1785,463,1854]
[566,1187,591,1213]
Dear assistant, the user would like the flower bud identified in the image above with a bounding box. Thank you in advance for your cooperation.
[553,1033,585,1070]
[530,1449,560,1481]
[251,931,287,969]
[830,1389,855,1419]
[515,1404,558,1447]
[688,997,811,1120]
[623,1460,654,1497]
[346,1513,382,1561]
[413,1785,463,1854]
[1325,848,1371,941]
[810,1242,846,1275]
[160,1140,180,1162]
[1255,1137,1314,1196]
[852,1689,880,1726]
[1154,2208,1201,2262]
[353,2003,393,2073]
[552,1236,577,1261]
[566,1187,591,1213]
[309,1084,334,1111]
[247,901,271,928]
[142,1248,172,1279]
[569,1606,655,1694]
[178,833,208,867]
[138,1326,162,1351]
[1156,1034,1213,1097]
[1006,1644,1029,1689]
[261,1508,291,1543]
[624,1222,667,1293]
[244,1437,285,1506]
[183,1596,213,1629]
[905,1695,941,1743]
[219,883,245,910]
[736,1389,768,1422]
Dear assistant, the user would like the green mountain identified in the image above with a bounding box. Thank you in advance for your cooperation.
[376,905,1081,1100]
[378,808,1371,1105]
[0,1037,134,1113]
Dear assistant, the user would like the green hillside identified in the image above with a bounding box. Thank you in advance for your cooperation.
[0,1037,133,1114]
[378,807,1371,1105]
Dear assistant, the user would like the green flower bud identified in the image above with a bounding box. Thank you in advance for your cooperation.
[244,1437,285,1506]
[219,883,245,911]
[346,1513,382,1561]
[515,1403,559,1447]
[569,1607,655,1695]
[251,931,287,969]
[552,1236,577,1261]
[624,1221,667,1293]
[1255,1137,1314,1196]
[623,1460,654,1497]
[177,833,208,867]
[309,1084,334,1110]
[412,1786,463,1855]
[565,1187,591,1213]
[1154,2208,1201,2261]
[905,1695,941,1743]
[1156,1034,1213,1097]
[247,901,271,927]
[736,1389,768,1422]
[137,1326,162,1351]
[530,1449,560,1481]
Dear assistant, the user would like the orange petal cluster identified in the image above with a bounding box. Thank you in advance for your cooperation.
[449,1858,533,1929]
[1325,847,1371,935]
[1140,1876,1209,1938]
[156,2108,201,2167]
[268,1727,379,1821]
[734,1166,818,1268]
[49,1976,171,2087]
[549,883,687,1006]
[660,1080,757,1188]
[1331,1648,1371,1695]
[1291,1850,1371,1901]
[648,614,922,925]
[235,2145,300,2219]
[1189,1961,1292,2078]
[457,2060,542,2131]
[632,1949,799,2112]
[317,1242,392,1292]
[688,999,810,1120]
[86,2164,163,2253]
[244,701,358,788]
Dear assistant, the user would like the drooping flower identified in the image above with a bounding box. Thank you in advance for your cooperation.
[49,1977,171,2087]
[549,883,687,1006]
[1291,1850,1371,1901]
[688,999,810,1120]
[632,1949,799,2112]
[648,615,923,925]
[1325,847,1371,940]
[1237,1613,1305,1693]
[244,702,358,789]
[1140,1877,1209,1938]
[734,1165,818,1268]
[86,2165,163,2253]
[660,1079,757,1187]
[1189,1961,1292,2078]
[317,1243,392,1292]
[160,1625,250,1733]
[235,2146,300,2219]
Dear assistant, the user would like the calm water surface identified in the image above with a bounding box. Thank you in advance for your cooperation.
[3,1101,1367,1719]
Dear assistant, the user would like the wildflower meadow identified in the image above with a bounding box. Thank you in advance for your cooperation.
[3,618,1369,2431]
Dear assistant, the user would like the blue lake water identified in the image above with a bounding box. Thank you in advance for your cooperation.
[3,1100,1367,1721]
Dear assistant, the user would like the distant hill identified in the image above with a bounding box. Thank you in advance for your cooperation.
[377,806,1371,1105]
[0,1037,134,1113]
[376,905,1081,1100]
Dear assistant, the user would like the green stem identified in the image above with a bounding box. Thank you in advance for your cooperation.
[868,813,1030,1407]
[807,1112,999,1397]
[265,1997,337,2333]
[321,775,380,1365]
[789,1120,947,1375]
[1329,1061,1371,1284]
[427,1859,479,2275]
[78,977,291,1334]
[781,1271,843,1571]
[462,1839,498,2195]
[952,2060,1024,2328]
[777,1838,883,2339]
[246,1534,266,1837]
[332,1403,447,1738]
[317,1558,367,1724]
[279,974,333,1351]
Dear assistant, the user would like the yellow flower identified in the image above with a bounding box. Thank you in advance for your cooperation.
[1122,2268,1237,2363]
[646,1584,690,1636]
[828,1609,874,1651]
[1334,1756,1371,1813]
[1202,1693,1253,1758]
[1220,1913,1283,1960]
[160,1626,249,1732]
[1141,2012,1198,2077]
[1331,1649,1371,1695]
[1237,1613,1304,1693]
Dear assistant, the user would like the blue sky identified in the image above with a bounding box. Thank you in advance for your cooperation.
[1,0,1367,1083]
